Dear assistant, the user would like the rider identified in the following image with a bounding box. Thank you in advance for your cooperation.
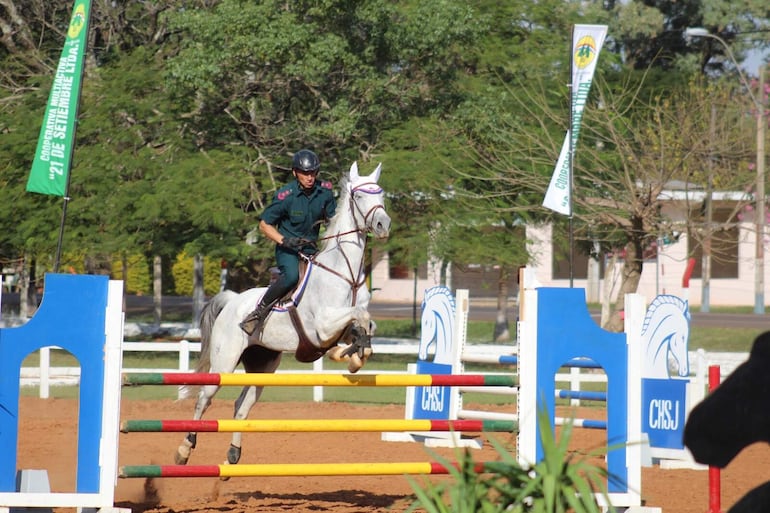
[240,149,337,336]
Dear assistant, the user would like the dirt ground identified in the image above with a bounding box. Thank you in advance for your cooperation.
[14,396,770,513]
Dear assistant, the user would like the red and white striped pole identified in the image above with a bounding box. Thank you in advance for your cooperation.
[708,365,722,513]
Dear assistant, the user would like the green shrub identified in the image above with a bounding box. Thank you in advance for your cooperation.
[171,252,223,296]
[111,253,152,295]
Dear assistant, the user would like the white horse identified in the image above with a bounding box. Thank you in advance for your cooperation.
[175,161,391,466]
[640,295,690,379]
[417,286,455,366]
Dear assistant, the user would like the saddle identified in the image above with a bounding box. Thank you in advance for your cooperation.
[248,259,326,363]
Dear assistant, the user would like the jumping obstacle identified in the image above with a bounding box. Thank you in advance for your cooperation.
[518,286,646,510]
[391,285,607,444]
[123,372,516,387]
[119,369,518,475]
[0,274,126,513]
[119,461,494,478]
[121,418,518,433]
[119,372,515,478]
[392,281,652,511]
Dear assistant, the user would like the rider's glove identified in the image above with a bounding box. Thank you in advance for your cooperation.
[280,237,306,252]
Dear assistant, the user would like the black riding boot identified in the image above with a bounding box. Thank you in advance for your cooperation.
[240,281,286,336]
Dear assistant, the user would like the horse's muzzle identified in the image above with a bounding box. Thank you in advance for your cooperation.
[372,213,391,240]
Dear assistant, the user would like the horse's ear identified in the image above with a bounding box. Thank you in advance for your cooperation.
[371,162,382,182]
[349,161,360,182]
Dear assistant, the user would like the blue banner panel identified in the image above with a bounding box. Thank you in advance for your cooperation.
[412,361,452,420]
[642,378,687,449]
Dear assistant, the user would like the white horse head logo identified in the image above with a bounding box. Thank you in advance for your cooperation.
[417,287,455,366]
[641,295,691,379]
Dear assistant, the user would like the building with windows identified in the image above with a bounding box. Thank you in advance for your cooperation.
[369,187,765,307]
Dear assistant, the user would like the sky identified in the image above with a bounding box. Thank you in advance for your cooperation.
[742,49,769,77]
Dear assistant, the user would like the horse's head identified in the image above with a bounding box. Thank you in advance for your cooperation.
[348,161,391,240]
[417,288,455,365]
[642,295,691,378]
[417,305,437,362]
[668,328,690,377]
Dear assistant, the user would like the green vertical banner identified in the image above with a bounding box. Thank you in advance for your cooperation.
[26,0,91,196]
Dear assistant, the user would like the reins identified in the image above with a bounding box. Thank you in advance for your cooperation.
[305,181,384,304]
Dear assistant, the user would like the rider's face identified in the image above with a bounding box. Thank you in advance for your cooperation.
[293,168,318,190]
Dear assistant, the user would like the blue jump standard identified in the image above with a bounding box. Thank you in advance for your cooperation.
[0,274,110,493]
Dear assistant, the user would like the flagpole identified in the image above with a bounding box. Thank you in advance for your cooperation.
[567,25,575,288]
[54,0,91,272]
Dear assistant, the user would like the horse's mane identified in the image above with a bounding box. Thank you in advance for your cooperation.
[422,286,455,311]
[317,172,351,252]
[641,295,690,335]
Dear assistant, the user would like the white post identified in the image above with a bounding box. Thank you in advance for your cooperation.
[313,358,324,402]
[39,347,50,399]
[177,339,191,400]
[451,289,469,419]
[179,339,190,371]
[516,287,538,466]
[98,280,124,506]
[623,293,645,507]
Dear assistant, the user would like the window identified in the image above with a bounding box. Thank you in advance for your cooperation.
[688,208,739,279]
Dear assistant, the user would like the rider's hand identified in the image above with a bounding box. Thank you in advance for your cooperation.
[280,237,305,252]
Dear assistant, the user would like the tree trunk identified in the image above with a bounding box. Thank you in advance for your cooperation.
[19,255,29,320]
[153,255,162,325]
[493,266,510,342]
[28,257,37,315]
[586,240,601,303]
[600,253,618,328]
[193,254,205,327]
[439,260,448,287]
[606,238,644,332]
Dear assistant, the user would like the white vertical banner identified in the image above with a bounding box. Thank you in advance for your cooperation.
[543,24,608,216]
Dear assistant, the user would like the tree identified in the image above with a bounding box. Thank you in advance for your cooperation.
[446,69,755,330]
[162,0,488,290]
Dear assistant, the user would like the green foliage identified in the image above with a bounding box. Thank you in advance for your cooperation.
[111,253,152,295]
[407,409,612,513]
[171,252,223,296]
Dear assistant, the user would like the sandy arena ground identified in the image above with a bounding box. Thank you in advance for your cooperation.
[14,397,770,512]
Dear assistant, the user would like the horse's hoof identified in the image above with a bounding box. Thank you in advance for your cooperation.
[175,447,190,465]
[227,444,241,465]
[327,345,349,362]
[348,353,363,373]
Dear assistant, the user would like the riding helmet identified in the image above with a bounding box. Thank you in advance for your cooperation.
[292,149,320,173]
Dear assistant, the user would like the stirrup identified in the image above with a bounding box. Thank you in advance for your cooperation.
[240,303,273,336]
[239,318,260,336]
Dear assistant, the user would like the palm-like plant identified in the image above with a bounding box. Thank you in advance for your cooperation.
[408,409,615,513]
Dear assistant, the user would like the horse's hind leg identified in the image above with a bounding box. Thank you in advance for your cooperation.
[175,384,218,465]
[225,345,282,467]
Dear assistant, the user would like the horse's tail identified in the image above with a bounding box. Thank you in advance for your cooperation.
[179,290,237,399]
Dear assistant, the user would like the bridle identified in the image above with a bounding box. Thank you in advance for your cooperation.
[306,181,385,303]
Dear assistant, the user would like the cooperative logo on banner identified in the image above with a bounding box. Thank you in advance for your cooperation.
[68,3,87,39]
[573,36,598,69]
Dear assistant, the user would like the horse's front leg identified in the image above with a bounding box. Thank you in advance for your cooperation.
[318,306,374,372]
[175,384,218,464]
